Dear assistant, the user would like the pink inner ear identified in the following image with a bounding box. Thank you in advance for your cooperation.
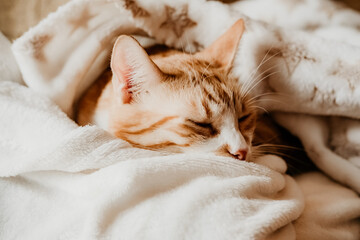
[119,67,133,104]
[114,57,134,104]
[121,81,132,104]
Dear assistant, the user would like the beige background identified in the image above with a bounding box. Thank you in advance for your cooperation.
[0,0,70,40]
[0,0,359,40]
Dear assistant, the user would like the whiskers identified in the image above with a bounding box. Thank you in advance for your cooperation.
[251,144,302,167]
[238,46,293,114]
[246,91,289,113]
[240,46,282,98]
[240,49,292,112]
[251,143,317,175]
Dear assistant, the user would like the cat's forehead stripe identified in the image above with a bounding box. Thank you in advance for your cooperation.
[201,98,213,118]
[202,87,220,104]
[120,134,191,150]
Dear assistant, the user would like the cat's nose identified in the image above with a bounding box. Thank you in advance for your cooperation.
[229,147,248,160]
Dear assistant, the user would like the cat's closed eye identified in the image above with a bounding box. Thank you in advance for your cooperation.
[187,119,213,129]
[238,114,250,122]
[186,119,219,137]
[189,120,213,129]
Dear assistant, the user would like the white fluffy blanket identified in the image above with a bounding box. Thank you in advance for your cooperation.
[1,0,360,239]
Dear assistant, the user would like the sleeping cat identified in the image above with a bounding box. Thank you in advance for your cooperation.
[76,19,316,172]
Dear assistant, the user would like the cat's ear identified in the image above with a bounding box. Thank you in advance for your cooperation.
[198,19,245,71]
[110,35,163,104]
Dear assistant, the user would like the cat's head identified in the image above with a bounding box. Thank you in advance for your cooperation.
[109,19,257,160]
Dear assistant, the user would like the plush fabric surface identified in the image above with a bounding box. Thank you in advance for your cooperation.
[1,0,360,239]
[1,0,359,41]
[294,172,360,240]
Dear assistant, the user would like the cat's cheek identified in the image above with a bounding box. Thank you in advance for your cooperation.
[92,108,110,131]
[239,119,257,145]
[182,137,220,154]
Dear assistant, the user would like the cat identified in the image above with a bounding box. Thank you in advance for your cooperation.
[76,19,316,172]
[76,19,254,160]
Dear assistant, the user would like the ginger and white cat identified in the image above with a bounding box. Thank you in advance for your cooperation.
[76,19,314,169]
[77,19,255,160]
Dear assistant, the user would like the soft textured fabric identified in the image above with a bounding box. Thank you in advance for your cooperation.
[294,172,360,240]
